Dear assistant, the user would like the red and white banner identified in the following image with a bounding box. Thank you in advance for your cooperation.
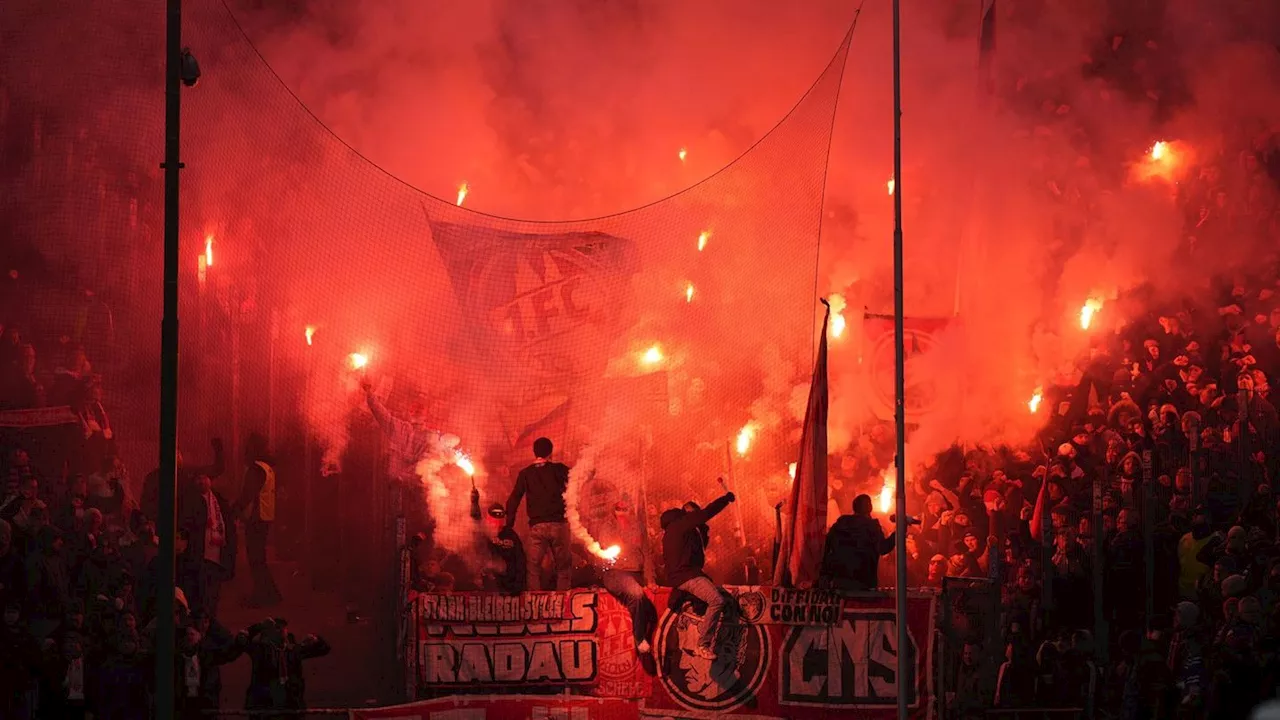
[775,305,830,586]
[407,588,936,719]
[0,406,78,427]
[352,695,640,720]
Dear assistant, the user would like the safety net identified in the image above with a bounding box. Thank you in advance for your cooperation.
[0,0,852,610]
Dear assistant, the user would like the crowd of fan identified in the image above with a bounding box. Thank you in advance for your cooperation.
[0,325,329,719]
[817,114,1280,720]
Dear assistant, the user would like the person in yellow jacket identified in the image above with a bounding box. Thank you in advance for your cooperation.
[235,433,282,608]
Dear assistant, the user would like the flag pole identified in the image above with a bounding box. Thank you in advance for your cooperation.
[156,0,183,716]
[891,0,909,716]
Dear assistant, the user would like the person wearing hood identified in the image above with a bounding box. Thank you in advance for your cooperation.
[660,488,734,659]
[819,494,898,591]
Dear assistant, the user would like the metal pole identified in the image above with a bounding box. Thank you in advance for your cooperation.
[891,0,909,716]
[1093,462,1107,665]
[156,0,183,716]
[1142,449,1154,626]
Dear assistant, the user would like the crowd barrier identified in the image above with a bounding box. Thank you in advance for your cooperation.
[404,586,936,719]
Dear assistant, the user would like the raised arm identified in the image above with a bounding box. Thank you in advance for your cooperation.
[688,492,734,526]
[365,388,407,439]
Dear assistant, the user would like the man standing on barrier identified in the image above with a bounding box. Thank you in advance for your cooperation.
[504,437,572,591]
[819,493,910,591]
[661,484,736,659]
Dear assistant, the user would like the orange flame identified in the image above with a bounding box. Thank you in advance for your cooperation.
[735,423,756,456]
[640,344,663,365]
[1028,387,1043,414]
[878,473,895,514]
[1150,141,1168,161]
[829,293,848,339]
[204,236,213,267]
[685,283,695,303]
[887,177,895,196]
[456,182,469,207]
[454,451,476,476]
[678,147,688,162]
[304,326,315,346]
[349,352,369,370]
[697,230,710,252]
[1080,298,1103,330]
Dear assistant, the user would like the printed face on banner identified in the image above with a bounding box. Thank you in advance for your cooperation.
[656,591,770,712]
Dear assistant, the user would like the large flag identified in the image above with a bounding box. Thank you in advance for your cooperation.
[427,220,638,453]
[774,303,830,587]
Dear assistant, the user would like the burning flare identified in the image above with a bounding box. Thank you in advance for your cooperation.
[456,182,469,206]
[697,230,711,252]
[349,352,369,370]
[204,236,214,267]
[1028,387,1043,414]
[735,423,756,456]
[454,451,476,476]
[829,293,848,339]
[1079,297,1104,330]
[685,283,695,303]
[887,177,895,196]
[304,326,315,346]
[1150,141,1168,161]
[678,147,688,162]
[878,473,895,514]
[640,344,664,365]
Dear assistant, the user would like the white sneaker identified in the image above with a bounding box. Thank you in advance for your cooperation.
[636,640,651,654]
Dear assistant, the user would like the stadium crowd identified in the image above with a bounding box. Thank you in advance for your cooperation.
[0,328,329,719]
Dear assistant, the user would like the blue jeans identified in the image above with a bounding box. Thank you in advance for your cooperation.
[603,569,656,645]
[527,522,572,591]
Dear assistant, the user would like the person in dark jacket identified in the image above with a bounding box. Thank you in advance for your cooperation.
[236,618,331,715]
[819,494,896,590]
[141,437,224,524]
[482,504,525,595]
[661,488,735,659]
[175,612,240,720]
[504,438,571,591]
[180,472,237,617]
[234,433,280,608]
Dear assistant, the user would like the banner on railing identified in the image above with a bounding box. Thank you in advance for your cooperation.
[352,694,640,720]
[407,587,936,719]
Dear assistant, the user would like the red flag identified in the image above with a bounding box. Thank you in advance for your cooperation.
[774,304,830,586]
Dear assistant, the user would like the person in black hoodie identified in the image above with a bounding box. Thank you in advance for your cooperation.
[482,504,525,595]
[819,494,896,591]
[504,438,571,591]
[660,488,735,659]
